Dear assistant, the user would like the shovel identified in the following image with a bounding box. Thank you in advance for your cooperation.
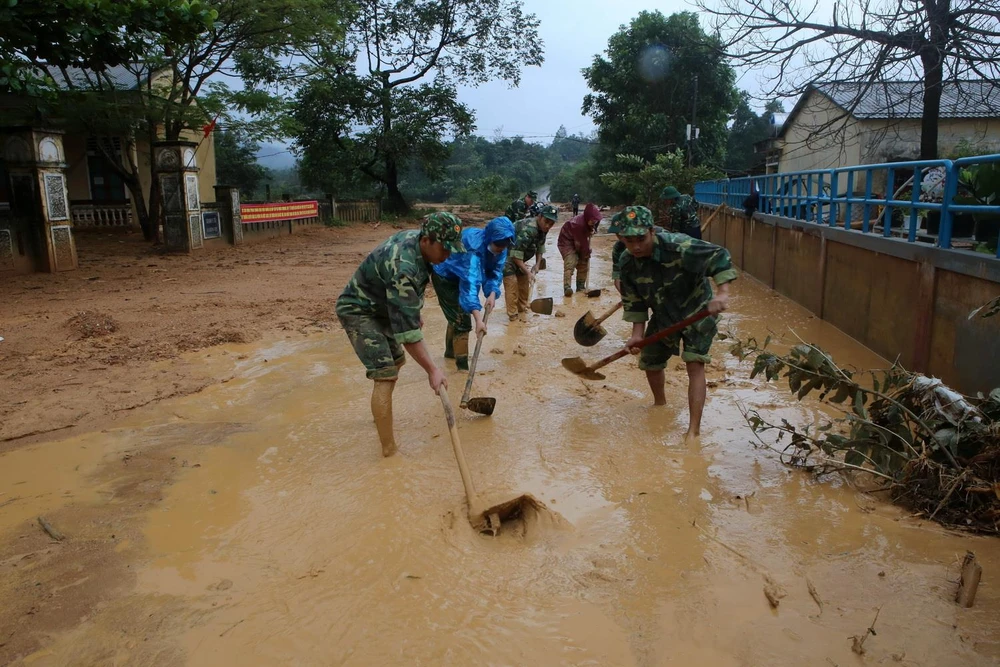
[460,305,495,415]
[573,301,623,347]
[527,264,553,315]
[562,309,712,380]
[439,390,542,535]
[586,289,602,298]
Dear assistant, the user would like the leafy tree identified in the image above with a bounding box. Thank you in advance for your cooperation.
[599,150,723,209]
[292,0,544,213]
[23,0,350,240]
[215,129,271,199]
[698,0,1000,160]
[583,11,739,168]
[0,0,215,94]
[724,95,784,174]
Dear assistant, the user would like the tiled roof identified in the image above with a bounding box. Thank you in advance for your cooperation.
[814,80,1000,119]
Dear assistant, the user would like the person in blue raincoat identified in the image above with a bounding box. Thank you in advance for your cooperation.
[431,216,516,370]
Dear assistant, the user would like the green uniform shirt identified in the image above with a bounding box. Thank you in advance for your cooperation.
[667,194,701,234]
[611,225,664,280]
[503,217,546,276]
[620,231,738,325]
[505,199,528,224]
[335,230,431,344]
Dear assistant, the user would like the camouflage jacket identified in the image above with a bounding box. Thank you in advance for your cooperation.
[611,225,664,280]
[667,195,701,234]
[503,217,547,276]
[620,231,737,325]
[505,199,540,224]
[335,230,430,344]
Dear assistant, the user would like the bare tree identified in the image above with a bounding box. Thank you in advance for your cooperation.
[698,0,1000,159]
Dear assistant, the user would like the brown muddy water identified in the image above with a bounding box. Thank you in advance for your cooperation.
[3,233,999,666]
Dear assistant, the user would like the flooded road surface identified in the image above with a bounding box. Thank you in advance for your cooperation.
[4,233,1000,666]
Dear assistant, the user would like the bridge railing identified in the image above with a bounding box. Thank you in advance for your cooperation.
[694,154,1000,258]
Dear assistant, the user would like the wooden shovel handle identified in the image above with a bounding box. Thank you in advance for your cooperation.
[587,309,713,374]
[592,301,623,327]
[440,390,483,509]
[460,304,492,407]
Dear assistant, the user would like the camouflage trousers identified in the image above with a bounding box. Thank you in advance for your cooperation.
[638,312,718,370]
[431,272,472,335]
[337,312,406,380]
[561,251,590,292]
[502,274,531,320]
[432,272,472,369]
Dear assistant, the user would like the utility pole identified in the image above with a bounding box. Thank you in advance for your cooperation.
[688,75,699,167]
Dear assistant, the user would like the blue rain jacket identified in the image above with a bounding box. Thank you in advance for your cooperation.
[433,216,515,313]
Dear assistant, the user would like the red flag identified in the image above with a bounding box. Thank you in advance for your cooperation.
[202,117,218,138]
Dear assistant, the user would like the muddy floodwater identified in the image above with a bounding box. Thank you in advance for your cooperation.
[2,233,999,666]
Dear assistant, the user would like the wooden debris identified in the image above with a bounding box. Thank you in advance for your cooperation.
[806,577,824,614]
[956,551,982,608]
[763,573,786,608]
[850,606,882,655]
[37,516,64,541]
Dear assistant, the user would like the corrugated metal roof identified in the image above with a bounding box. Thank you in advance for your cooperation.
[41,64,153,91]
[815,80,1000,119]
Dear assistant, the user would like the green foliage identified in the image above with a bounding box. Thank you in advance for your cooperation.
[730,335,1000,534]
[292,0,544,213]
[452,174,520,211]
[969,296,1000,319]
[0,0,215,94]
[215,129,271,200]
[549,158,611,203]
[582,11,739,167]
[724,94,783,173]
[599,150,723,208]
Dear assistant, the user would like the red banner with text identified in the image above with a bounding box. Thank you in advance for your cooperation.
[241,200,319,224]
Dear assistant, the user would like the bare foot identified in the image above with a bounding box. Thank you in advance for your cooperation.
[653,399,667,406]
[684,431,700,447]
[381,442,398,457]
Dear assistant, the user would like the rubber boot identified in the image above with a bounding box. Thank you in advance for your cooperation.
[454,332,470,371]
[371,380,397,457]
[576,259,590,292]
[444,323,455,359]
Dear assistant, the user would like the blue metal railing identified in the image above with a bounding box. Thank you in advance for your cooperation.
[694,154,1000,258]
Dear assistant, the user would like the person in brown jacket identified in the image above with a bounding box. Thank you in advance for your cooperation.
[557,202,602,296]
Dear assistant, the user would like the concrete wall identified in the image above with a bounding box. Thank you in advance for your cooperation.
[701,204,1000,395]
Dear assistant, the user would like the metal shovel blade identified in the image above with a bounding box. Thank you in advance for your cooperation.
[573,311,607,347]
[560,356,607,381]
[464,397,496,416]
[529,297,553,315]
[472,493,546,536]
[538,257,547,271]
[586,289,602,298]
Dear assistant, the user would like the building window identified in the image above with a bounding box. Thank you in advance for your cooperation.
[86,137,128,203]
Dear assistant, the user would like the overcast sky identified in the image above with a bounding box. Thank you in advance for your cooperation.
[456,0,762,142]
[260,0,771,167]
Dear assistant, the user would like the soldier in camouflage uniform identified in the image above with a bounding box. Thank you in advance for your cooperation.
[505,190,540,223]
[617,205,737,442]
[608,211,663,293]
[502,204,558,321]
[660,186,702,239]
[336,212,466,457]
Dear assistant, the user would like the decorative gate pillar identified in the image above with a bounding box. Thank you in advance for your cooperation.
[154,140,202,252]
[0,127,77,273]
[214,185,243,246]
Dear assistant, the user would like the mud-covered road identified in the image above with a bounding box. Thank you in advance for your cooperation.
[2,228,998,666]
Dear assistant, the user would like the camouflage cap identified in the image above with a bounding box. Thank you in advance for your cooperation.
[607,211,624,234]
[539,204,559,221]
[617,205,654,236]
[526,191,538,199]
[422,212,465,254]
[660,185,681,200]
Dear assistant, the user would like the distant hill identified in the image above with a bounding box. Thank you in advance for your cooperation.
[255,143,297,170]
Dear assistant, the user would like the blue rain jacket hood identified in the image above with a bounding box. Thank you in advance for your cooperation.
[433,216,515,313]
